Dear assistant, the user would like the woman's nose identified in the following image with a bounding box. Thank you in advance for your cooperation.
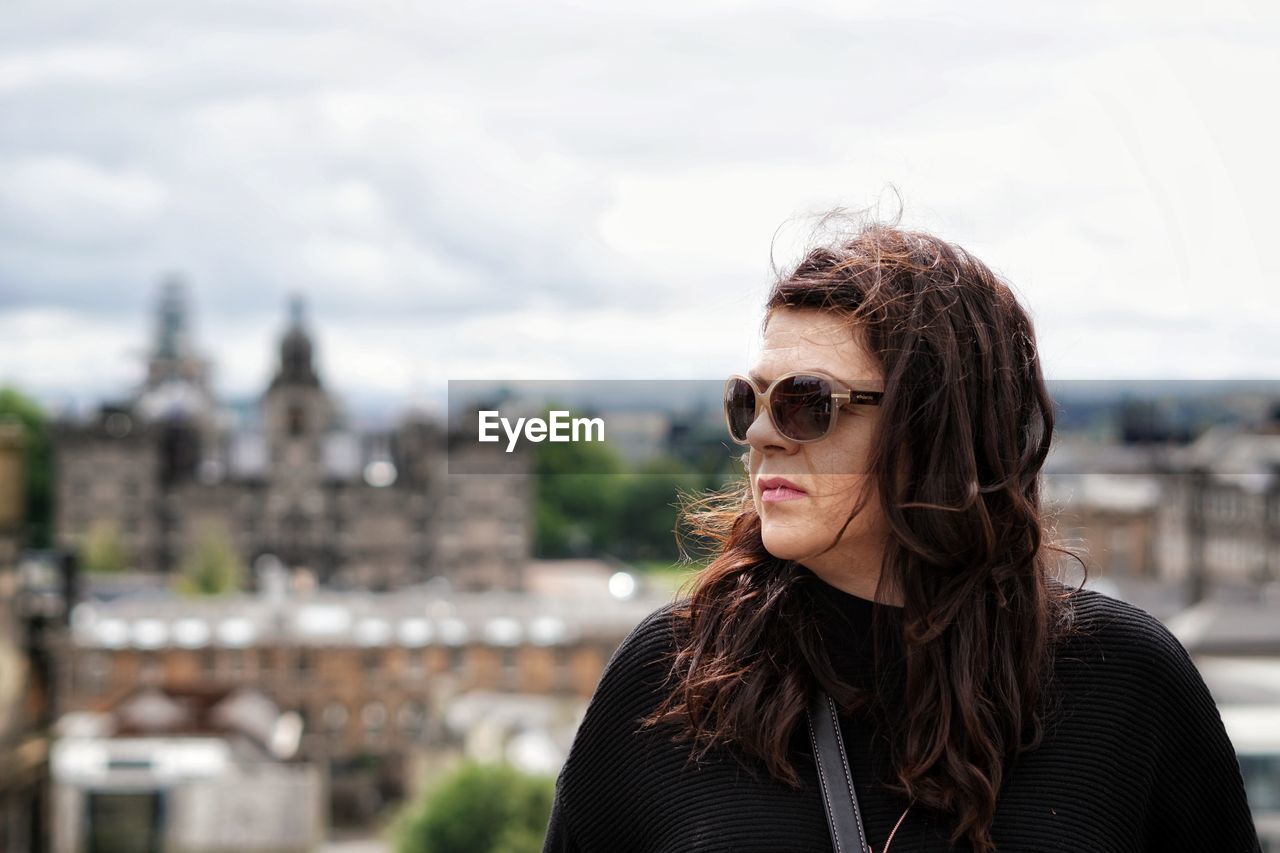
[745,404,795,451]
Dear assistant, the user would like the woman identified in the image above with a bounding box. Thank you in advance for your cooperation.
[541,220,1261,852]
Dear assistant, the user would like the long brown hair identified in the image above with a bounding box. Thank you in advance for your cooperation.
[640,213,1087,852]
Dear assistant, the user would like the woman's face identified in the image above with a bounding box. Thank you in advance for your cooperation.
[745,307,888,580]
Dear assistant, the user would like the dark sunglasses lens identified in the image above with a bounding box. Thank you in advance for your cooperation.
[725,378,757,441]
[772,375,833,441]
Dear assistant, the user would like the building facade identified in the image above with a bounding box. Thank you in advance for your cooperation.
[55,565,669,825]
[51,278,532,591]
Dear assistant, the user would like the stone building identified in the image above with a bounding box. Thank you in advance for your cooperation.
[51,684,323,853]
[1043,425,1280,595]
[0,420,53,853]
[1154,421,1280,595]
[55,563,671,824]
[0,564,51,852]
[51,277,531,591]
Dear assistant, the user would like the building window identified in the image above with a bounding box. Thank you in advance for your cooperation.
[554,646,573,690]
[405,648,426,679]
[284,513,308,540]
[288,404,305,438]
[140,651,162,682]
[363,649,382,678]
[397,701,427,741]
[449,646,467,675]
[501,647,519,687]
[297,648,314,680]
[79,653,110,696]
[322,702,348,737]
[300,705,317,736]
[362,701,387,741]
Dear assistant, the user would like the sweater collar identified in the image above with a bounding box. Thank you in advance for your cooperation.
[798,563,904,617]
[795,563,906,683]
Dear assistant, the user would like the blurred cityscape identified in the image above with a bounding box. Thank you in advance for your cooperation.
[2,279,1280,851]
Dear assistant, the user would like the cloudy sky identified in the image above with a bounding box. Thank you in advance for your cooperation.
[1,0,1277,422]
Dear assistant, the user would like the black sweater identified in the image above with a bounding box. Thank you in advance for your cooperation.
[541,569,1262,852]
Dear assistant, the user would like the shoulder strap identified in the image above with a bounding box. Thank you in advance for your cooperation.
[806,689,871,853]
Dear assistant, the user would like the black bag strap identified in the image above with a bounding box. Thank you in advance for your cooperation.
[806,688,871,853]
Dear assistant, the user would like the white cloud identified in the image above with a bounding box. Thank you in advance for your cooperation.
[0,45,149,93]
[0,0,1277,415]
[0,155,168,246]
[0,308,145,403]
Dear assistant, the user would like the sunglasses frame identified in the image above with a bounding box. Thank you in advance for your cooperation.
[723,369,884,445]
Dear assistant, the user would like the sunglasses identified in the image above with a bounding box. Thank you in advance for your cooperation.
[723,370,883,445]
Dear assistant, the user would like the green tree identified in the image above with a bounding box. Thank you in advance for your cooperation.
[532,408,738,562]
[176,525,242,595]
[614,454,708,562]
[532,405,628,558]
[395,760,555,853]
[0,386,52,549]
[79,519,130,573]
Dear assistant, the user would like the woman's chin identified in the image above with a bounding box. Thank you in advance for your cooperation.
[759,534,813,563]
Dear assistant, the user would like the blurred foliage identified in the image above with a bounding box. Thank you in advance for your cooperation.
[394,760,555,853]
[533,416,628,558]
[175,525,243,595]
[0,386,52,549]
[79,519,129,573]
[613,455,708,562]
[532,406,740,563]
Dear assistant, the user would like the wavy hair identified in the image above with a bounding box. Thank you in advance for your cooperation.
[640,213,1087,852]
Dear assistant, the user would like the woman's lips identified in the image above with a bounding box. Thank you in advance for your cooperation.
[758,477,807,503]
[761,485,807,502]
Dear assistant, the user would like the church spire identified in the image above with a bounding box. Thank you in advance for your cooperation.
[154,273,192,363]
[270,293,321,389]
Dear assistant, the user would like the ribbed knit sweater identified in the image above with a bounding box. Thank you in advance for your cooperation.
[541,568,1262,852]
